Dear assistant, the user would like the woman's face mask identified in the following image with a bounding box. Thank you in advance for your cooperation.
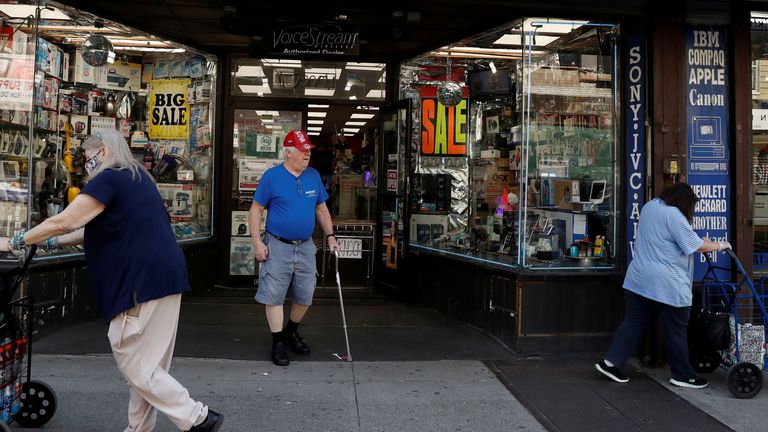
[84,148,104,175]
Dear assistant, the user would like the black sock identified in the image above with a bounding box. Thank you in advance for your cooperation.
[272,331,283,346]
[284,319,300,335]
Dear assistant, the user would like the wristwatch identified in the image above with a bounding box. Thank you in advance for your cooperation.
[325,233,336,239]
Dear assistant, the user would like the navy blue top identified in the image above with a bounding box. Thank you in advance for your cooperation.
[253,164,329,240]
[81,168,189,322]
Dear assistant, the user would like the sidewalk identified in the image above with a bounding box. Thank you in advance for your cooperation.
[16,299,767,431]
[15,356,545,432]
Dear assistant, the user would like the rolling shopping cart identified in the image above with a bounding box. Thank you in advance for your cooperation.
[690,249,767,398]
[0,246,56,430]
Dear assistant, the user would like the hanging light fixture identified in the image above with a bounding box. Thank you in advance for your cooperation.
[437,54,462,107]
[81,19,114,66]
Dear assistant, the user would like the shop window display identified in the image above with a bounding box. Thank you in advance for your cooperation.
[399,17,618,271]
[0,1,217,264]
[750,12,768,277]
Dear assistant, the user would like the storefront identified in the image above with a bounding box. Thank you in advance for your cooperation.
[0,1,218,330]
[1,0,762,353]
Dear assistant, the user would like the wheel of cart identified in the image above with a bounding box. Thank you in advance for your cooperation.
[0,246,57,428]
[698,249,767,398]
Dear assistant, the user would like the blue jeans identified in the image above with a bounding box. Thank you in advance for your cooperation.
[605,290,695,381]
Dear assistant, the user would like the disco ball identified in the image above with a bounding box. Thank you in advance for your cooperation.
[81,35,114,67]
[437,81,463,107]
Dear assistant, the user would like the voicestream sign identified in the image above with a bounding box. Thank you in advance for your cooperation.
[272,22,359,56]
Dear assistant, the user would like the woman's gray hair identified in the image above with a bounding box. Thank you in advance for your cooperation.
[81,128,149,181]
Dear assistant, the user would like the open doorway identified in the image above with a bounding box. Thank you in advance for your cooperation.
[227,104,380,291]
[305,104,380,290]
[305,104,379,221]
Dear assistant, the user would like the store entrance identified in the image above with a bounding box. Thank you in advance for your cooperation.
[225,103,381,297]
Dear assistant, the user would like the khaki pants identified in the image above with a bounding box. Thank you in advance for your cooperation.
[108,293,207,432]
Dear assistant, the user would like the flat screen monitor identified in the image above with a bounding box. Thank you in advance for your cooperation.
[467,69,513,100]
[590,180,606,204]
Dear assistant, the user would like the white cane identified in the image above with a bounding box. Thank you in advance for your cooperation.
[333,250,353,362]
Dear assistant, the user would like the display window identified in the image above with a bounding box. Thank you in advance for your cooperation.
[750,12,768,277]
[0,1,217,263]
[399,17,619,271]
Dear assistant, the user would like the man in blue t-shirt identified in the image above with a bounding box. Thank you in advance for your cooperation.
[249,130,340,366]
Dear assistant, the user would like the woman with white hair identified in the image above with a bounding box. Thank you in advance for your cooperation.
[1,129,223,432]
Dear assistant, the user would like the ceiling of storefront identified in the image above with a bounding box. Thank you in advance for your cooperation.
[5,0,656,138]
[45,0,650,138]
[54,0,651,60]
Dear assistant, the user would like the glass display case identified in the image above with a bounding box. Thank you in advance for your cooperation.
[0,1,217,266]
[399,17,619,272]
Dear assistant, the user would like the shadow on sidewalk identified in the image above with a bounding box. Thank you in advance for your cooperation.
[34,299,519,363]
[487,354,734,432]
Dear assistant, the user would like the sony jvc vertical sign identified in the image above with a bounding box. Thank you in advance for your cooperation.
[685,26,731,280]
[626,36,645,263]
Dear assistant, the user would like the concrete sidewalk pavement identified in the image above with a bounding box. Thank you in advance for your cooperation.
[10,355,546,432]
[16,301,768,431]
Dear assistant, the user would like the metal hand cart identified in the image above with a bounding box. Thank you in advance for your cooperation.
[0,246,57,430]
[692,249,767,398]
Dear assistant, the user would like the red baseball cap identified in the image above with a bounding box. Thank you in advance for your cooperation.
[283,130,315,152]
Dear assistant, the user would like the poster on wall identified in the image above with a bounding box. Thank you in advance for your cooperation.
[0,27,33,111]
[148,79,190,139]
[231,211,250,236]
[230,237,255,275]
[420,97,468,156]
[685,26,731,280]
[90,116,116,135]
[625,35,645,263]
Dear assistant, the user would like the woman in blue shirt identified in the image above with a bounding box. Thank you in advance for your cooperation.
[595,182,730,389]
[2,129,222,432]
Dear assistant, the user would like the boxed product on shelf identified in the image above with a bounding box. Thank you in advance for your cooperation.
[69,49,103,85]
[99,61,142,91]
[4,28,28,56]
[69,114,89,134]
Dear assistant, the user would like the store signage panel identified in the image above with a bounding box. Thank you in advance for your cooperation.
[625,35,646,263]
[420,98,468,156]
[148,79,190,139]
[271,21,359,56]
[752,16,768,32]
[337,238,362,259]
[753,109,768,130]
[685,26,731,280]
[386,169,398,192]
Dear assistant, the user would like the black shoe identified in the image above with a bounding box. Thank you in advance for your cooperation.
[271,341,290,366]
[669,375,708,389]
[188,409,224,432]
[595,359,630,383]
[285,330,311,355]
